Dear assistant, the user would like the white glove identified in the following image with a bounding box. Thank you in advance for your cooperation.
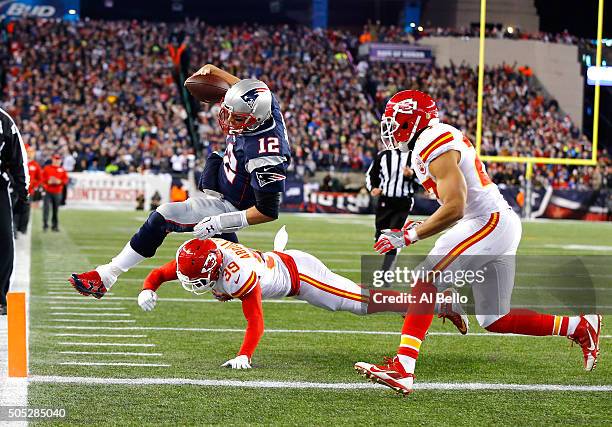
[193,216,222,239]
[138,289,158,312]
[221,355,252,369]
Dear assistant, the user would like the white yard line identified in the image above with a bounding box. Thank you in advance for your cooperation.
[59,351,162,357]
[37,326,612,339]
[57,362,170,368]
[49,319,135,323]
[50,313,132,317]
[0,225,31,424]
[48,307,127,311]
[53,334,147,338]
[27,375,612,392]
[57,342,155,347]
[37,296,307,304]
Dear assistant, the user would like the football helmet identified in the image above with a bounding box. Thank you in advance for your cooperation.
[380,90,439,152]
[218,79,272,135]
[176,239,223,295]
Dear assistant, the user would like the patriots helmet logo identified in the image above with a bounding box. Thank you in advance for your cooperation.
[240,87,269,109]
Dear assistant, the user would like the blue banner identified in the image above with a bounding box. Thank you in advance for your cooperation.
[0,0,79,20]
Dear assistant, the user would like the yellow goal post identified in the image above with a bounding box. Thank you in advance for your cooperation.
[474,0,605,180]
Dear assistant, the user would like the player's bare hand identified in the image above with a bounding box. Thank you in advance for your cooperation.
[221,355,252,369]
[194,64,219,77]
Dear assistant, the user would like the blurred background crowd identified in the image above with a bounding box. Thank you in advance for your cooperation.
[1,18,609,191]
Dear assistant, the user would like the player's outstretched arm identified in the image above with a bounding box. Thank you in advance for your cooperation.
[222,283,264,369]
[138,260,178,312]
[192,64,240,86]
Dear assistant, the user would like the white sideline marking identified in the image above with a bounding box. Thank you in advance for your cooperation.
[49,319,135,323]
[544,244,612,252]
[38,296,307,304]
[27,375,612,392]
[49,307,127,311]
[0,222,31,424]
[47,300,125,305]
[59,351,162,357]
[58,342,155,347]
[50,312,131,317]
[38,326,612,339]
[53,334,147,338]
[58,362,170,368]
[48,291,114,296]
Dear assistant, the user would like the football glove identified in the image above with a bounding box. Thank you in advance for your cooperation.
[193,216,222,239]
[374,220,423,254]
[221,355,252,369]
[193,211,249,239]
[138,289,158,312]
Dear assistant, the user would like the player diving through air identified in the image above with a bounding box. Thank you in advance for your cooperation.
[354,90,603,395]
[135,228,468,369]
[69,64,292,297]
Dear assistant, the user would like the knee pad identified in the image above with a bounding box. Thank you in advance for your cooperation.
[129,211,169,258]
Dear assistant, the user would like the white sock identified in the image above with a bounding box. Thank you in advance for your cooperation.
[95,243,145,289]
[397,354,416,374]
[567,316,581,336]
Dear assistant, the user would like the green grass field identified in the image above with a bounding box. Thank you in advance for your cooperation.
[26,209,612,425]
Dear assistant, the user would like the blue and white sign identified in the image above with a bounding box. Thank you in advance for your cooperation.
[0,0,79,20]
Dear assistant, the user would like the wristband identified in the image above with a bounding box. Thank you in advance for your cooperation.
[406,228,419,243]
[218,210,249,233]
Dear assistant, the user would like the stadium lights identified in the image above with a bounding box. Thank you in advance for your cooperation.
[507,26,514,34]
[68,9,76,15]
[417,26,424,32]
[410,22,416,28]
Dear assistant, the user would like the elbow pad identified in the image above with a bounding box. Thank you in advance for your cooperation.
[254,190,281,219]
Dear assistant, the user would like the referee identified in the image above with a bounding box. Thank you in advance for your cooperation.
[366,148,416,282]
[0,108,29,315]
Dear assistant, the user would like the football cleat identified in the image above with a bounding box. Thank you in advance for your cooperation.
[437,289,469,335]
[355,356,414,396]
[568,314,602,371]
[69,271,108,299]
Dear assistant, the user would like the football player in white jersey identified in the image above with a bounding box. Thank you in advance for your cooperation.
[136,234,467,369]
[354,90,602,395]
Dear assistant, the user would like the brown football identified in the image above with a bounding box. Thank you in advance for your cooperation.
[184,73,230,104]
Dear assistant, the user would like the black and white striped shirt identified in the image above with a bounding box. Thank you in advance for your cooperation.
[366,149,416,199]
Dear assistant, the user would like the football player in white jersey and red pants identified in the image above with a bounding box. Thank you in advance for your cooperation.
[136,234,467,369]
[354,90,602,395]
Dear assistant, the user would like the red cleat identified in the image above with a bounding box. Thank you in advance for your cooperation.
[569,314,602,371]
[355,356,414,395]
[437,289,469,335]
[69,271,108,299]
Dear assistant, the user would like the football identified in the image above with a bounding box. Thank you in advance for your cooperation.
[184,73,230,103]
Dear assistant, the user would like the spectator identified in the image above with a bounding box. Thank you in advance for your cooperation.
[42,154,69,232]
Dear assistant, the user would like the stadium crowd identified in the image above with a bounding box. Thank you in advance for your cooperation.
[0,18,607,191]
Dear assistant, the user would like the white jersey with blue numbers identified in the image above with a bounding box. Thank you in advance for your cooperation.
[218,95,291,210]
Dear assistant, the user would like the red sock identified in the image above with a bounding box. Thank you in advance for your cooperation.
[485,309,571,336]
[397,280,436,359]
[366,289,410,314]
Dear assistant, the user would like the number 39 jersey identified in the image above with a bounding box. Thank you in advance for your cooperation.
[217,95,292,210]
[411,122,510,220]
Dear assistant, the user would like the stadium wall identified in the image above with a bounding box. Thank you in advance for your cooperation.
[420,37,583,128]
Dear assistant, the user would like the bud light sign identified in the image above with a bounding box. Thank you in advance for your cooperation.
[0,0,79,20]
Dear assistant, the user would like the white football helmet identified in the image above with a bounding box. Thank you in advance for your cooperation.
[218,79,272,134]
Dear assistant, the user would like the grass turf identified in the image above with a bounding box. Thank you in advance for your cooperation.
[26,209,612,425]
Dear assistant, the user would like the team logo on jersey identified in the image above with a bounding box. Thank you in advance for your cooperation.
[240,87,269,109]
[256,168,286,187]
[415,156,426,174]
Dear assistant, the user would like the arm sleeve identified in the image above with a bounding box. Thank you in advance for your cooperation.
[7,123,29,200]
[365,152,382,191]
[198,151,223,192]
[253,189,281,219]
[143,260,178,291]
[237,283,264,358]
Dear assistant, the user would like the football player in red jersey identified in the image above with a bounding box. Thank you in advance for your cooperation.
[135,234,467,369]
[354,90,602,395]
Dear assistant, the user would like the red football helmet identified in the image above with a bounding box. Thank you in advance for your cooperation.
[380,90,439,151]
[176,239,223,295]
